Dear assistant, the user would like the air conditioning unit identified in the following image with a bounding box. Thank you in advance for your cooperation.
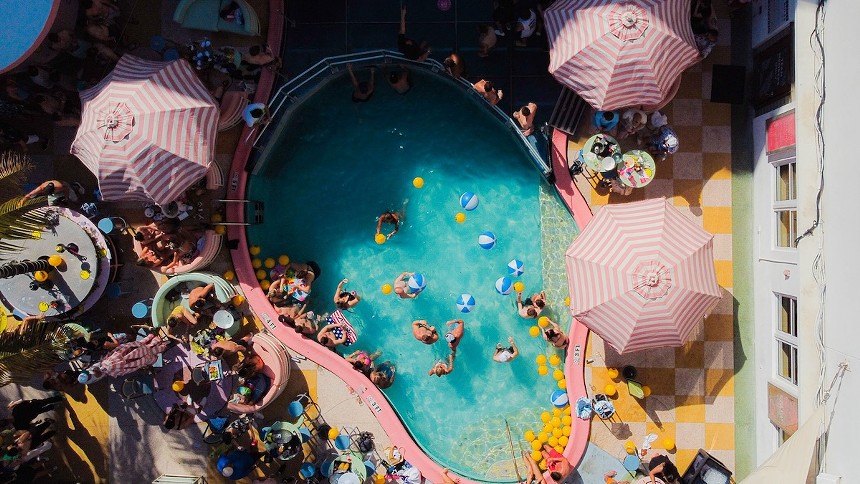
[816,473,841,484]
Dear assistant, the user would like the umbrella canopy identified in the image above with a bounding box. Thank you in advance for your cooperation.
[565,198,721,354]
[544,0,700,111]
[71,54,218,205]
[99,334,167,377]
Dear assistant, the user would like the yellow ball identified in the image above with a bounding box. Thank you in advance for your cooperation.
[559,436,569,447]
[538,365,549,376]
[542,423,553,434]
[172,381,185,392]
[535,355,547,365]
[564,296,570,306]
[562,426,571,437]
[537,316,549,328]
[563,406,571,416]
[252,258,262,269]
[328,428,339,440]
[278,255,290,265]
[412,177,424,188]
[554,445,564,454]
[550,417,561,428]
[548,436,558,447]
[538,460,547,471]
[211,213,223,223]
[642,385,652,397]
[513,281,524,293]
[540,412,551,423]
[524,430,535,442]
[607,368,619,379]
[256,269,267,280]
[604,384,616,396]
[558,379,567,390]
[663,438,675,450]
[223,270,235,281]
[551,428,563,439]
[549,355,561,366]
[531,440,542,451]
[625,442,637,454]
[455,212,466,223]
[537,432,548,443]
[34,270,49,282]
[375,475,385,484]
[375,233,386,244]
[260,280,271,291]
[531,450,543,462]
[553,369,565,381]
[214,225,226,235]
[562,415,572,426]
[249,245,261,256]
[264,258,275,269]
[381,283,393,294]
[552,408,562,417]
[529,326,540,337]
[47,255,63,267]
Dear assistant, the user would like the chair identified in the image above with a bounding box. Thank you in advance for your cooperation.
[97,216,128,235]
[622,453,645,478]
[202,415,231,444]
[106,282,131,299]
[121,375,154,399]
[132,299,153,319]
[288,392,323,425]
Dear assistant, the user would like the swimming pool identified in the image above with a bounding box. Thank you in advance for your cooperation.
[247,68,579,481]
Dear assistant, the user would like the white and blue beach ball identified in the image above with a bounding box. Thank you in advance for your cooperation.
[407,273,426,293]
[456,293,476,313]
[551,390,569,408]
[495,276,513,295]
[508,259,524,277]
[478,231,496,249]
[459,192,479,211]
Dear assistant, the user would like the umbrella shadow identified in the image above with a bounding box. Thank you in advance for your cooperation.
[704,290,739,400]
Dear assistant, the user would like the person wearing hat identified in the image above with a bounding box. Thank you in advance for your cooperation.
[216,446,264,480]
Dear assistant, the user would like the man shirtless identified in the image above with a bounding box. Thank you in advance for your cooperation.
[377,211,400,240]
[514,103,537,136]
[473,79,503,105]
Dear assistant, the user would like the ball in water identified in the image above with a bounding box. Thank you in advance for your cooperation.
[252,258,262,269]
[413,177,424,188]
[513,281,525,293]
[495,276,513,295]
[524,430,535,442]
[529,326,540,337]
[256,269,267,280]
[550,390,569,408]
[278,254,290,265]
[455,212,466,223]
[407,274,426,293]
[260,280,271,291]
[549,354,561,366]
[538,365,549,376]
[508,259,524,277]
[223,270,235,281]
[249,245,261,256]
[478,231,496,249]
[456,293,475,313]
[264,258,275,269]
[381,284,393,294]
[535,354,547,365]
[538,316,549,328]
[375,233,386,244]
[459,192,479,210]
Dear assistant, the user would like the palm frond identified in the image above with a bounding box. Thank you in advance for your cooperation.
[0,151,32,194]
[0,200,48,254]
[0,322,66,387]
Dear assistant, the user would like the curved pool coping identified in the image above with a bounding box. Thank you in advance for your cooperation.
[225,7,594,478]
[0,0,61,75]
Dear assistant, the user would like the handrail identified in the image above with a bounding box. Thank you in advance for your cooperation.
[251,49,551,178]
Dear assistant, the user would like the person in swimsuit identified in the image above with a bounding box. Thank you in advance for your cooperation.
[278,305,318,337]
[473,79,503,105]
[318,322,348,350]
[493,336,519,363]
[443,53,464,79]
[393,271,419,299]
[522,451,547,484]
[541,444,572,482]
[397,6,430,62]
[345,349,381,375]
[267,276,291,307]
[377,211,401,240]
[517,290,546,319]
[347,63,375,103]
[333,278,361,310]
[370,361,396,389]
[440,468,461,484]
[387,65,412,94]
[428,353,454,377]
[189,283,223,317]
[444,320,464,352]
[542,318,569,349]
[289,261,321,286]
[513,102,537,136]
[412,320,439,344]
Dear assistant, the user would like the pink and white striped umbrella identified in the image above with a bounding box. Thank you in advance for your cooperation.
[71,55,218,205]
[565,198,721,354]
[544,0,700,111]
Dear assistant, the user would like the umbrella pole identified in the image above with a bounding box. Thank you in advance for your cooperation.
[504,418,523,482]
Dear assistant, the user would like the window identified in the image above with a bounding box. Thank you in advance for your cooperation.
[776,424,795,445]
[775,295,798,385]
[771,150,796,248]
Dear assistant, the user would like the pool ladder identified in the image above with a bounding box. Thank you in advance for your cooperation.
[214,199,264,225]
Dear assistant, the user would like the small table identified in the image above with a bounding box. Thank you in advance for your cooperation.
[213,309,235,330]
[617,150,656,188]
[573,134,623,176]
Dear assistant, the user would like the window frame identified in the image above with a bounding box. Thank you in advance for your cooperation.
[770,147,797,249]
[774,293,798,386]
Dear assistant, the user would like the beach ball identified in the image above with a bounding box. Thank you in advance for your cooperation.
[264,258,275,269]
[513,281,525,293]
[252,258,262,269]
[214,225,226,235]
[550,390,569,408]
[413,177,424,188]
[508,259,524,277]
[381,284,393,294]
[558,379,567,389]
[536,355,547,365]
[531,440,542,451]
[478,231,496,249]
[549,355,561,366]
[260,280,271,291]
[256,269,267,280]
[524,430,535,442]
[531,450,543,462]
[249,245,261,256]
[223,270,235,281]
[540,412,551,423]
[328,428,339,440]
[455,212,466,223]
[495,276,512,295]
[34,271,48,282]
[279,254,290,265]
[553,369,564,381]
[538,365,548,376]
[48,255,63,267]
[375,233,386,244]
[459,192,479,210]
[537,432,548,443]
[172,381,185,392]
[407,273,426,293]
[625,442,637,454]
[548,436,558,447]
[456,293,475,313]
[607,368,619,379]
[663,438,675,450]
[529,326,540,337]
[538,316,549,328]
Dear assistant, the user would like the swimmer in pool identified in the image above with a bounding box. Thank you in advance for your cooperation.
[444,319,464,352]
[412,320,439,344]
[428,353,454,377]
[542,317,569,349]
[441,468,462,484]
[377,211,401,240]
[333,278,360,310]
[493,336,519,363]
[387,64,412,94]
[517,290,546,319]
[393,271,419,299]
[347,63,375,103]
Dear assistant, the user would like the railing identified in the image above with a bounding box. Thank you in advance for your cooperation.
[251,49,551,178]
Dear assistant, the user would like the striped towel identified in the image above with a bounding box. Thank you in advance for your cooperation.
[329,310,357,346]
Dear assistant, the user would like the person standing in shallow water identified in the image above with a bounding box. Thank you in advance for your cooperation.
[347,64,375,103]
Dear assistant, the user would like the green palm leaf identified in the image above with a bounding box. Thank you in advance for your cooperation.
[0,321,66,387]
[0,151,46,253]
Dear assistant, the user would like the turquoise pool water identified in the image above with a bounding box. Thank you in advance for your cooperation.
[247,69,577,481]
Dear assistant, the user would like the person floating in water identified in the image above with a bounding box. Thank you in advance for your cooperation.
[376,211,400,240]
[444,320,464,352]
[393,271,419,299]
[333,278,360,310]
[428,353,454,377]
[493,336,519,363]
[517,290,546,319]
[412,320,438,344]
[347,63,375,103]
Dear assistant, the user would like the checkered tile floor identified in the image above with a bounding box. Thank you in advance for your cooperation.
[566,11,737,475]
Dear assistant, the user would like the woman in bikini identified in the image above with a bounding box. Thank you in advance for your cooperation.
[333,278,361,310]
[345,349,381,375]
[542,318,569,349]
[517,290,547,319]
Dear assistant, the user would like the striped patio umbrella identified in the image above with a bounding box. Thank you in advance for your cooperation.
[71,55,218,205]
[544,0,700,111]
[565,198,721,354]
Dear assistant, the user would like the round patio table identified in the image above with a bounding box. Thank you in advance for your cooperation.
[617,150,657,188]
[573,134,623,174]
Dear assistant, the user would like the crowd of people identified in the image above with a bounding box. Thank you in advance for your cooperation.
[134,218,205,273]
[0,396,61,479]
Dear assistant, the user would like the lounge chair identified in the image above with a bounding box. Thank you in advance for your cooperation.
[132,229,222,275]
